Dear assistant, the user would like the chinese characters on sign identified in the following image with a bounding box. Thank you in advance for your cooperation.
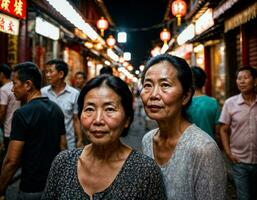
[0,0,26,19]
[8,34,18,67]
[0,13,19,35]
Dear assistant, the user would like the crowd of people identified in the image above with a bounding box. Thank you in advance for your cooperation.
[0,54,256,200]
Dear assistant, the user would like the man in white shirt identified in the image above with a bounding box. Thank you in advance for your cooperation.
[41,60,83,149]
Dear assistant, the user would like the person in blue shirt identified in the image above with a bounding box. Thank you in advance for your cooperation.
[186,66,221,141]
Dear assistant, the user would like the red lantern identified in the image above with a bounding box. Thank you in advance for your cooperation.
[160,28,171,45]
[96,17,109,37]
[171,0,187,26]
[106,35,116,48]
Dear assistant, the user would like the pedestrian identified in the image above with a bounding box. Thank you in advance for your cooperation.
[42,74,167,199]
[0,64,20,153]
[41,59,83,149]
[186,66,221,141]
[219,66,257,200]
[99,65,113,75]
[74,71,87,91]
[0,62,66,199]
[140,54,226,200]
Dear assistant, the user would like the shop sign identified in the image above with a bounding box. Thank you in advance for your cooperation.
[0,13,19,35]
[213,0,240,20]
[0,0,26,19]
[8,34,18,67]
[177,24,195,45]
[195,8,214,35]
[35,17,60,40]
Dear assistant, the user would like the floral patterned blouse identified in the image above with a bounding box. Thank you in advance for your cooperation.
[41,148,167,200]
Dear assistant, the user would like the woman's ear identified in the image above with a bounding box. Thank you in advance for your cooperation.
[182,88,193,106]
[124,117,131,128]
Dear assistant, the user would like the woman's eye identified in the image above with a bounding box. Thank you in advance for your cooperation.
[84,107,94,112]
[161,83,170,88]
[143,83,152,88]
[106,107,115,112]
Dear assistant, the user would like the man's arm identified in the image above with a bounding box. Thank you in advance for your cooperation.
[0,140,24,196]
[73,114,83,147]
[220,123,239,163]
[0,104,7,124]
[60,134,67,151]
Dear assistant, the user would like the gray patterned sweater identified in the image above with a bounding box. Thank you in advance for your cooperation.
[142,124,226,200]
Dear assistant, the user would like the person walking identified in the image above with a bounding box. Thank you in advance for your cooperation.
[41,59,83,149]
[74,71,87,91]
[0,62,66,199]
[140,54,226,200]
[186,66,221,141]
[219,66,257,200]
[0,64,20,152]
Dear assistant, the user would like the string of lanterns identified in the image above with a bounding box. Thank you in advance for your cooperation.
[95,0,187,54]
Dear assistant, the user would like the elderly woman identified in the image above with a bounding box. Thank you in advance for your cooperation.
[140,54,226,200]
[42,74,167,199]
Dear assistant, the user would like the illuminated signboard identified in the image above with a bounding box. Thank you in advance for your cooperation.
[195,9,214,35]
[0,13,19,35]
[0,0,26,19]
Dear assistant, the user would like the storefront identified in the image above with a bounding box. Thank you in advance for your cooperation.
[223,0,257,97]
[0,0,26,67]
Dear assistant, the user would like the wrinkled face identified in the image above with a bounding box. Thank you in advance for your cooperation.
[12,72,28,102]
[45,64,63,85]
[140,61,189,122]
[236,70,256,94]
[75,74,86,89]
[80,86,129,145]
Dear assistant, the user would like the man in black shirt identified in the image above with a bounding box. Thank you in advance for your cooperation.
[0,62,66,199]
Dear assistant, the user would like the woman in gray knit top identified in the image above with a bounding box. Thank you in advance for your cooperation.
[140,54,227,200]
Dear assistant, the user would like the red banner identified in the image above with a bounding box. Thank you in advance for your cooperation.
[0,0,26,19]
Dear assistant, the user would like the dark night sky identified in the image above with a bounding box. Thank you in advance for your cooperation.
[103,0,169,69]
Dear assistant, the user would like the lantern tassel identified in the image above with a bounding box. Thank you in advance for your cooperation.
[100,29,104,37]
[177,15,181,26]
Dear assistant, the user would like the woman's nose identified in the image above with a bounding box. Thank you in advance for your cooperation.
[94,110,104,124]
[150,86,160,99]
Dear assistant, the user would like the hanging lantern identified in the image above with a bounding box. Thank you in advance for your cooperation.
[160,28,171,45]
[106,35,116,48]
[96,17,109,37]
[171,0,187,26]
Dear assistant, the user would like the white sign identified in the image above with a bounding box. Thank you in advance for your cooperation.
[177,24,195,45]
[35,17,60,40]
[195,9,214,35]
[0,13,19,35]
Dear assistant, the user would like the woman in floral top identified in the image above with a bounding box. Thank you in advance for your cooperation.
[42,74,166,200]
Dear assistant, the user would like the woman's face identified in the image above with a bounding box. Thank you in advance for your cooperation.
[80,85,129,145]
[140,61,188,121]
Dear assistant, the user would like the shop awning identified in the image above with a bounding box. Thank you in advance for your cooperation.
[225,1,257,32]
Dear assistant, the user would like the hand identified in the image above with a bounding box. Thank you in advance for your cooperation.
[227,152,240,163]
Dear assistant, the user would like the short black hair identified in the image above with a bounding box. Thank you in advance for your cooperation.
[46,59,68,78]
[75,71,87,79]
[100,66,113,75]
[78,74,134,137]
[141,54,194,120]
[13,62,42,90]
[0,64,12,79]
[191,66,206,89]
[236,66,257,79]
